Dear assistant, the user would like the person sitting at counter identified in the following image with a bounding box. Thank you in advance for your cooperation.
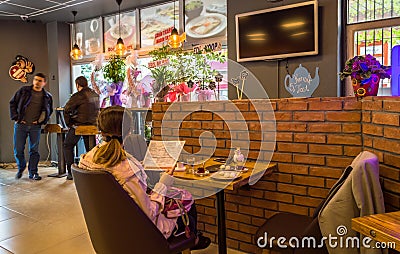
[63,76,100,180]
[78,106,211,250]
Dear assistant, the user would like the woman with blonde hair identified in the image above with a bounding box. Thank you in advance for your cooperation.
[78,105,210,249]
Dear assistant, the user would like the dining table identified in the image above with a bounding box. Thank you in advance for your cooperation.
[352,211,400,251]
[173,158,276,254]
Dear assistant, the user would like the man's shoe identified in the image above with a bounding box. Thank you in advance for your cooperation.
[66,173,73,180]
[29,174,42,181]
[15,171,23,179]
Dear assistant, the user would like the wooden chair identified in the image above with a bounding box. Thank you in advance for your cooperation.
[72,165,195,254]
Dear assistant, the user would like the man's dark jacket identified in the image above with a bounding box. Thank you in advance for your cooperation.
[64,87,100,127]
[9,85,53,124]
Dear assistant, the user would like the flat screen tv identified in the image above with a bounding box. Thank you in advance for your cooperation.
[235,1,318,62]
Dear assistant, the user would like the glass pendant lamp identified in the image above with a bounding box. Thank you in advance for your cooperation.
[70,11,83,60]
[114,0,127,56]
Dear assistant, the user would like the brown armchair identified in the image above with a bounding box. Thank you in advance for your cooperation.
[72,165,196,254]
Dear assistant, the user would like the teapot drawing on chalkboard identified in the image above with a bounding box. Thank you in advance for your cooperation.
[284,64,319,97]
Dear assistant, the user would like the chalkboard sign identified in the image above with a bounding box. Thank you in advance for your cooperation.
[284,64,320,97]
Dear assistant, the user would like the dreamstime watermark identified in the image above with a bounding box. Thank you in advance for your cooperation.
[257,225,396,250]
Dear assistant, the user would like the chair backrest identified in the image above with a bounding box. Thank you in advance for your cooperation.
[71,165,170,254]
[123,134,148,161]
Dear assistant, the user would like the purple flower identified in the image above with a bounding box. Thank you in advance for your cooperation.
[359,62,369,72]
[352,62,360,71]
[340,55,391,81]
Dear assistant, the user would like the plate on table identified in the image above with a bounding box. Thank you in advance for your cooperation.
[206,164,222,173]
[186,13,227,38]
[211,171,242,181]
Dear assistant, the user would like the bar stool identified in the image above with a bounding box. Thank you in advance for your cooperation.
[75,125,99,150]
[43,123,68,177]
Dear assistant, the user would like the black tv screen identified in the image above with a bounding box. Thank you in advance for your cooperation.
[235,1,318,62]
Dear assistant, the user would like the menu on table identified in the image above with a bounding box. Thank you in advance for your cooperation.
[143,140,185,170]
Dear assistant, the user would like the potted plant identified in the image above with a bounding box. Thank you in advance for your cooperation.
[339,54,391,97]
[102,54,126,105]
[148,45,226,102]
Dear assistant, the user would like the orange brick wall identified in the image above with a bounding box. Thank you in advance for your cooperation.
[152,97,400,253]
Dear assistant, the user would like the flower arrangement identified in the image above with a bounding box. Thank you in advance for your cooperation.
[339,54,391,81]
[166,82,196,102]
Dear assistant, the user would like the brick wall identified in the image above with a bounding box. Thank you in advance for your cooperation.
[152,97,400,253]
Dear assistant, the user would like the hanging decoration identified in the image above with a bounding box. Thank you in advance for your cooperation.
[285,64,320,97]
[9,55,35,83]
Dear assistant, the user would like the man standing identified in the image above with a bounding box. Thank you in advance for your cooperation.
[64,76,99,180]
[10,73,53,180]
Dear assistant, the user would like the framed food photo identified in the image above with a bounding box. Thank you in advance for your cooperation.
[104,10,136,53]
[140,1,179,48]
[75,17,103,56]
[184,0,227,43]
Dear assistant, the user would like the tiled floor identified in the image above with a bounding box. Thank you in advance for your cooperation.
[0,167,244,254]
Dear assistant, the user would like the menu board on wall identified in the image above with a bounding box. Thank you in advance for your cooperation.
[140,1,179,48]
[184,0,227,42]
[74,18,103,56]
[104,11,136,53]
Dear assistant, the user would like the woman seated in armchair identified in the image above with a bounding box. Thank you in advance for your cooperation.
[78,105,210,250]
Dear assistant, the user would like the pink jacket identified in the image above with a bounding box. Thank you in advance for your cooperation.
[78,144,178,239]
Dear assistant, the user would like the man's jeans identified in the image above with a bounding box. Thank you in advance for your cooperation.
[13,123,41,176]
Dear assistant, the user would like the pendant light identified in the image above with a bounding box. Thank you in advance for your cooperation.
[70,11,83,60]
[168,0,185,48]
[114,0,126,56]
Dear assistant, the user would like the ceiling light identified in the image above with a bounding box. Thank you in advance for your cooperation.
[168,0,185,48]
[114,0,126,56]
[70,11,83,60]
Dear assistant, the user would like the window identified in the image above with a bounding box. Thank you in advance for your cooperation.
[346,0,400,95]
[348,0,400,24]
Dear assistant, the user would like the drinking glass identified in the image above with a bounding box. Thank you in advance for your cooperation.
[186,157,195,174]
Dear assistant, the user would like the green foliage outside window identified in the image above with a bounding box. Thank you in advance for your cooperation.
[102,54,126,83]
[148,45,226,94]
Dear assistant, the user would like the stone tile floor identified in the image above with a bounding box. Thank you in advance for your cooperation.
[0,166,244,254]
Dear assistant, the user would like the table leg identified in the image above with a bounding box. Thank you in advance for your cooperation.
[88,135,96,150]
[48,132,67,177]
[216,190,227,254]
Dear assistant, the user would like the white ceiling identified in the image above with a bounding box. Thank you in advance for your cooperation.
[0,0,166,23]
